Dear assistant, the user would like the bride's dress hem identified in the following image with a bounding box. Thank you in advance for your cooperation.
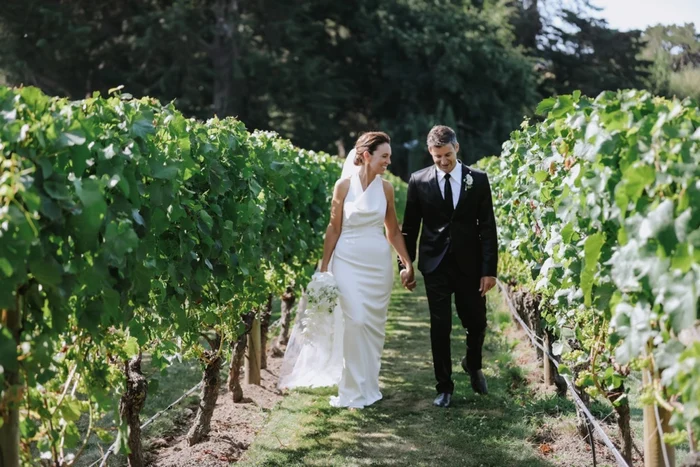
[329,392,383,409]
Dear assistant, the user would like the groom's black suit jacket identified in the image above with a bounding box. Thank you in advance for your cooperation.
[401,162,498,277]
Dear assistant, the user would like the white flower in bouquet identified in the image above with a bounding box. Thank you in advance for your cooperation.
[306,272,339,313]
[300,272,340,343]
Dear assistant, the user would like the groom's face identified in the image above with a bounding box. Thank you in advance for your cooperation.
[429,143,459,173]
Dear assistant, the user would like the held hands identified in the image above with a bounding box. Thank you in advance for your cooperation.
[400,268,417,292]
[479,276,496,297]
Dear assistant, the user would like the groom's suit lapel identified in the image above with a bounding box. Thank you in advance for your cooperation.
[429,167,444,206]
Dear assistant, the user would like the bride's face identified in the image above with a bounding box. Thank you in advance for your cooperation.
[364,142,392,174]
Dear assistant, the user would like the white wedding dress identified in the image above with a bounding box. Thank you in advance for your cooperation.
[278,153,393,409]
[329,172,393,408]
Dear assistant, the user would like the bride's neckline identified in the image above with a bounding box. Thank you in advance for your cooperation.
[355,172,380,194]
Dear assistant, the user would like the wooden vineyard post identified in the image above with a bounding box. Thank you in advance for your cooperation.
[260,294,273,370]
[0,297,22,467]
[643,370,675,467]
[544,332,554,385]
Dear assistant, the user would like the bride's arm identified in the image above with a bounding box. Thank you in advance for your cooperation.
[383,181,414,275]
[320,178,350,273]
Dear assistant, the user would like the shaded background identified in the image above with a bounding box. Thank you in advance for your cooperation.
[1,0,698,179]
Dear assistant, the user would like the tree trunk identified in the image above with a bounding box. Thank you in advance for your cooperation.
[0,296,22,467]
[187,334,222,446]
[511,288,542,359]
[210,0,245,118]
[551,365,568,398]
[245,317,261,385]
[118,353,148,467]
[544,329,568,397]
[612,393,633,466]
[272,287,295,356]
[510,287,525,332]
[521,0,542,50]
[228,312,255,403]
[0,394,20,467]
[259,294,273,370]
[643,370,676,467]
[574,383,591,440]
[526,292,542,361]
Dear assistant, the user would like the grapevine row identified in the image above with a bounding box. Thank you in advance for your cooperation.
[484,89,699,462]
[0,86,341,466]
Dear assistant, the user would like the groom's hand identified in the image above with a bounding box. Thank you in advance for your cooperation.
[400,269,416,292]
[479,276,496,297]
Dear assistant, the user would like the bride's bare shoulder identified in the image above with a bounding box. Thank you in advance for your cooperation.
[334,177,351,196]
[381,179,395,198]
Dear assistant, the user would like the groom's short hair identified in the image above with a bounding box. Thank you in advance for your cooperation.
[427,125,457,148]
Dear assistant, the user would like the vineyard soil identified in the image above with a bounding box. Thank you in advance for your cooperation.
[150,358,285,467]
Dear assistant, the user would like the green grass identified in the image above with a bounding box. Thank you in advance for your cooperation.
[239,274,558,467]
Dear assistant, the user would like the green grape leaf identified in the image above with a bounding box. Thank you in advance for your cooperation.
[536,98,556,116]
[124,336,139,358]
[72,178,107,249]
[581,232,605,306]
[59,399,83,423]
[0,258,13,277]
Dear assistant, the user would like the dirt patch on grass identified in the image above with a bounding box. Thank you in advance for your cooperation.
[530,416,644,467]
[147,351,285,467]
[503,321,549,394]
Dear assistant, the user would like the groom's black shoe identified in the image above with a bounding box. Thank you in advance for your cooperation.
[461,357,488,395]
[433,393,452,408]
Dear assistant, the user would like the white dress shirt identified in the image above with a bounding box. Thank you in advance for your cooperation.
[436,163,462,209]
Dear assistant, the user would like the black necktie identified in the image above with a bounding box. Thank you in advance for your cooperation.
[443,173,454,214]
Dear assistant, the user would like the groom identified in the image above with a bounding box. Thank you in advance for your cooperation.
[399,125,498,408]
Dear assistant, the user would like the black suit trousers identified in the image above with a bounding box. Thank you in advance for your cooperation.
[423,254,487,395]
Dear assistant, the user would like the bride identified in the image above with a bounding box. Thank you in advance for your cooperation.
[278,131,415,408]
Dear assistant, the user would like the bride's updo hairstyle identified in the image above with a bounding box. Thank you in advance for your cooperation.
[353,132,391,166]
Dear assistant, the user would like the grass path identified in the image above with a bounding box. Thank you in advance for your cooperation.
[239,274,559,467]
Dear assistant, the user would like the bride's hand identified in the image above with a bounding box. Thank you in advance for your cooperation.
[400,268,416,292]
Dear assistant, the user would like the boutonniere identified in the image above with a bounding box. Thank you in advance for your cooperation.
[464,174,474,191]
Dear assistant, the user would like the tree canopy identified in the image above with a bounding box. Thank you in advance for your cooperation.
[0,0,678,177]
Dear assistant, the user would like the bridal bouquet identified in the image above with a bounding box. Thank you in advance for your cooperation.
[300,272,340,342]
[306,272,339,313]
